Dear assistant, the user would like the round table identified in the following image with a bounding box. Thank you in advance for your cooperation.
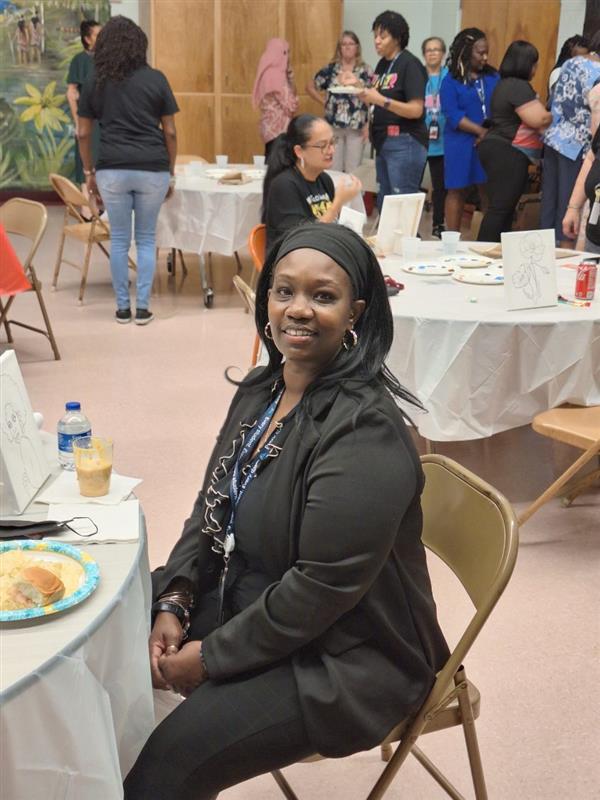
[382,242,600,442]
[0,439,154,800]
[156,164,366,306]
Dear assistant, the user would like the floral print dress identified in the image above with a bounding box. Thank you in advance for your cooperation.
[544,56,600,161]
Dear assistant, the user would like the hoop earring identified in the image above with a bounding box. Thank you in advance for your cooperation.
[264,322,273,340]
[342,328,358,350]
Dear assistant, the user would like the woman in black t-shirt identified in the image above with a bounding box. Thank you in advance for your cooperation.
[477,41,551,241]
[563,124,600,252]
[78,16,178,325]
[357,10,428,210]
[262,115,362,250]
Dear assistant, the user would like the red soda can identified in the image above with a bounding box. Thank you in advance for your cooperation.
[575,260,597,301]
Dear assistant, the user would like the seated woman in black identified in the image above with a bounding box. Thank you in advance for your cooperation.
[262,113,362,249]
[123,223,449,800]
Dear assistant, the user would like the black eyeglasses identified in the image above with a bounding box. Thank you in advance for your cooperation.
[304,136,339,153]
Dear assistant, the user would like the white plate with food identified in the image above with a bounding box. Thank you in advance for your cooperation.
[402,262,455,276]
[440,255,494,269]
[328,85,362,95]
[0,540,100,622]
[242,169,266,180]
[452,269,504,285]
[204,168,231,179]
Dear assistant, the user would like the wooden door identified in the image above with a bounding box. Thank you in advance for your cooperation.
[461,0,560,100]
[151,0,342,163]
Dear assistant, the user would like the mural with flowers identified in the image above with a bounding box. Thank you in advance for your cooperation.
[0,0,110,190]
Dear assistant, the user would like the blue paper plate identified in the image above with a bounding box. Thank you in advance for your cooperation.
[0,540,100,622]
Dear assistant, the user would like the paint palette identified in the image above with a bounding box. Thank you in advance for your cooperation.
[402,262,455,276]
[452,268,504,285]
[440,255,494,269]
[204,168,231,179]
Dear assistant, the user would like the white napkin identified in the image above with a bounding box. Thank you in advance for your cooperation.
[35,470,142,505]
[47,500,140,543]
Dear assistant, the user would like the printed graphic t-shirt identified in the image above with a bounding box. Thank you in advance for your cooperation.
[370,49,428,151]
[265,168,335,248]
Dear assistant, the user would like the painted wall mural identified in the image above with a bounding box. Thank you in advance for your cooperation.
[0,0,109,190]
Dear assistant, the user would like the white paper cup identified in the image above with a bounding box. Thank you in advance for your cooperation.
[401,236,420,260]
[253,155,266,167]
[216,155,229,167]
[441,230,460,254]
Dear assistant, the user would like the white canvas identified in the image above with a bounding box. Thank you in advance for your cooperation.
[375,193,425,256]
[339,206,366,236]
[501,229,558,311]
[0,351,50,514]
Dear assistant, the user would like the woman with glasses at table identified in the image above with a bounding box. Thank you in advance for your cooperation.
[261,114,362,249]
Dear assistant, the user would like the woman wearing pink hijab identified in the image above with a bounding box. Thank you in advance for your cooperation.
[253,38,299,160]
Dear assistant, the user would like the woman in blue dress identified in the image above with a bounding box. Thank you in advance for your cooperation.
[440,28,499,231]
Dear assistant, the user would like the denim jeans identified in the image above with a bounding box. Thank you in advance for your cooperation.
[376,133,427,211]
[96,169,170,309]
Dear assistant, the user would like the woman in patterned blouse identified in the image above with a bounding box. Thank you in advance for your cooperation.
[253,38,299,162]
[307,31,373,174]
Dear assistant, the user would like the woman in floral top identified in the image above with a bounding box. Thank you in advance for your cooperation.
[307,31,373,173]
[253,39,299,161]
[540,32,600,245]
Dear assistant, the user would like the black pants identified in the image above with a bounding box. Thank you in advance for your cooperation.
[124,659,313,800]
[477,137,530,242]
[427,155,446,227]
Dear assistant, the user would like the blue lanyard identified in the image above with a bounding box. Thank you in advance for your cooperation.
[383,52,401,78]
[474,77,486,117]
[215,387,285,623]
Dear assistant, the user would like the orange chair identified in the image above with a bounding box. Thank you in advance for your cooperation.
[248,223,266,290]
[0,199,60,360]
[246,224,266,364]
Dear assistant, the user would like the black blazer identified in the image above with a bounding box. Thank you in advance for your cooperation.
[153,374,449,757]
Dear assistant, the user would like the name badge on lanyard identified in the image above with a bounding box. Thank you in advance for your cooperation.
[590,185,600,225]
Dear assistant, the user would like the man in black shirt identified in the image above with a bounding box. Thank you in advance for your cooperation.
[358,10,427,210]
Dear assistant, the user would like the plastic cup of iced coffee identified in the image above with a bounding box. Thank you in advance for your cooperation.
[73,436,113,497]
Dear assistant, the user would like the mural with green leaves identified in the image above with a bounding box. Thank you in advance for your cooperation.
[0,0,110,191]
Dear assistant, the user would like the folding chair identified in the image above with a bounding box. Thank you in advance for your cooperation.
[232,275,260,367]
[0,198,60,360]
[518,405,600,524]
[49,172,136,304]
[248,223,266,290]
[272,454,519,800]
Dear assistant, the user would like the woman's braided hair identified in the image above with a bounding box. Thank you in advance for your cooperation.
[446,27,490,82]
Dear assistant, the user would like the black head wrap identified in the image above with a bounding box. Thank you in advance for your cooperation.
[271,223,374,298]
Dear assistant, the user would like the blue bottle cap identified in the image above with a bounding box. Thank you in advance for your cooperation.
[65,402,81,410]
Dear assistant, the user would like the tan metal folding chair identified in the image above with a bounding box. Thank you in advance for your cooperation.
[49,172,136,304]
[272,454,519,800]
[232,275,260,367]
[0,198,60,360]
[518,405,600,524]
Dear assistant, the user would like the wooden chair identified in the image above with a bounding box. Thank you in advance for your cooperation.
[0,199,60,360]
[271,454,519,800]
[50,173,136,304]
[518,405,600,524]
[232,275,260,367]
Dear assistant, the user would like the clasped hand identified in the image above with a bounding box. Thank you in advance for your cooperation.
[149,612,207,696]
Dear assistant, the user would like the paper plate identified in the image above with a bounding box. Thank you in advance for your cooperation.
[204,168,231,179]
[242,169,266,180]
[452,269,504,285]
[440,255,494,268]
[0,540,100,623]
[328,85,361,95]
[402,262,455,276]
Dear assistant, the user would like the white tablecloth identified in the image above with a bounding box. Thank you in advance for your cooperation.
[156,164,366,257]
[0,438,154,800]
[383,243,600,441]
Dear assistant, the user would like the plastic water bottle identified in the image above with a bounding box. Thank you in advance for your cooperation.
[57,402,92,470]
